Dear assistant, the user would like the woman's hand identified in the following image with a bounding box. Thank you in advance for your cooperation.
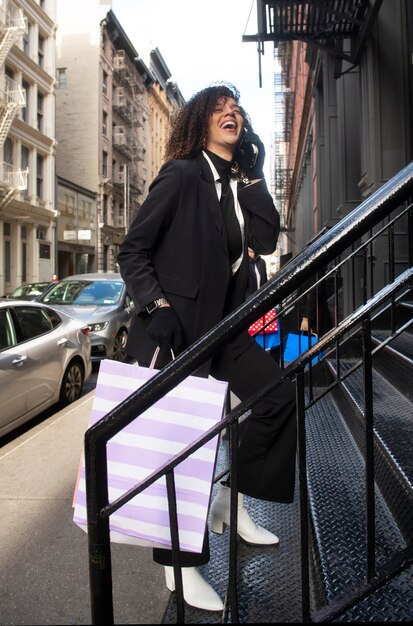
[147,307,184,352]
[235,130,265,180]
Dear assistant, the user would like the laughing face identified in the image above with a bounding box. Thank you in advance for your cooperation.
[206,96,245,160]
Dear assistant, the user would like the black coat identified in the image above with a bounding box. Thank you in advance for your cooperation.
[117,153,280,368]
[246,255,268,300]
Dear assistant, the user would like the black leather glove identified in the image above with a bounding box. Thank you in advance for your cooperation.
[147,307,184,352]
[235,129,265,180]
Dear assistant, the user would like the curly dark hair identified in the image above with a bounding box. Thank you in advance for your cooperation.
[164,82,252,161]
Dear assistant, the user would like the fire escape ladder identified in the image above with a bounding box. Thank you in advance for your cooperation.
[0,163,28,209]
[0,3,28,207]
[0,2,27,66]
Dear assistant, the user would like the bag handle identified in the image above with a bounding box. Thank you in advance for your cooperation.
[149,346,175,369]
[299,331,318,339]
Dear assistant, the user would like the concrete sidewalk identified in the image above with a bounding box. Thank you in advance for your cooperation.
[0,391,169,625]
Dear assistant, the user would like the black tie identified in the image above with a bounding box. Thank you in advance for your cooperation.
[220,175,242,267]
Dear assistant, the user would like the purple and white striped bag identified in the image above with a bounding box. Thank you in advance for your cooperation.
[73,358,228,553]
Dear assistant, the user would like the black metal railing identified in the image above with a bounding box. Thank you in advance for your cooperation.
[84,162,413,624]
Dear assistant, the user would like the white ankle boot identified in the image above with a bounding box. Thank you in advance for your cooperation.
[209,484,279,545]
[164,565,224,611]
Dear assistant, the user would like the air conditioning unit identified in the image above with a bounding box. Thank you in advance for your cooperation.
[113,50,126,70]
[114,87,126,107]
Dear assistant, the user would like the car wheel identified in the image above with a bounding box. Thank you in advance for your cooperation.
[60,359,84,405]
[113,329,128,361]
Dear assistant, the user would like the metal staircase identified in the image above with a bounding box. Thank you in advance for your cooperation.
[82,162,413,624]
[161,271,413,624]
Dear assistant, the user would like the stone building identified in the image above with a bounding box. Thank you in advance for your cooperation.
[55,1,184,275]
[0,0,57,295]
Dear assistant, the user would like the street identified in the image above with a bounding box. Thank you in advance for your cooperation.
[0,362,169,625]
[0,365,99,449]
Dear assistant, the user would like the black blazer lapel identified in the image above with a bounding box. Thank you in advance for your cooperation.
[196,153,226,243]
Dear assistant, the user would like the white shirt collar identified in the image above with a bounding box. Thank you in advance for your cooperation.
[202,151,244,274]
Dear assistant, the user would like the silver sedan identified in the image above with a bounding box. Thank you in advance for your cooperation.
[38,273,135,363]
[0,299,92,438]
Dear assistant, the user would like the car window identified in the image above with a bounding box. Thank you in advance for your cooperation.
[45,307,63,328]
[0,309,16,350]
[10,283,49,298]
[42,280,123,305]
[41,281,86,304]
[14,306,55,340]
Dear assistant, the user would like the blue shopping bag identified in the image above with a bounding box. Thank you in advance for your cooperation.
[284,332,323,365]
[254,331,280,350]
[248,308,280,351]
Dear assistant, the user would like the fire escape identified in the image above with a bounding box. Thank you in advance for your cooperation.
[112,51,146,166]
[243,0,383,218]
[0,0,28,210]
[111,50,147,235]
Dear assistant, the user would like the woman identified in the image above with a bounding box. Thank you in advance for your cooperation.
[117,83,297,611]
[246,246,268,299]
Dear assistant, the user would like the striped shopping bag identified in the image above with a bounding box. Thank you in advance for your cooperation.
[73,358,228,553]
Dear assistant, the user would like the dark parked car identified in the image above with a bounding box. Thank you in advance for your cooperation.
[5,281,57,301]
[0,299,92,438]
[37,273,135,363]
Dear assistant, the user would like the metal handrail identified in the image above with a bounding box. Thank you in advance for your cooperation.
[84,161,413,624]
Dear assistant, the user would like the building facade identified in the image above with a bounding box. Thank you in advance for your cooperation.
[56,176,97,277]
[0,0,57,296]
[146,47,185,184]
[246,0,413,315]
[55,1,184,276]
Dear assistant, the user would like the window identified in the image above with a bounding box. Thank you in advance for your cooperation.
[119,163,125,183]
[102,70,108,94]
[102,151,108,176]
[103,245,109,272]
[5,65,14,81]
[37,92,44,132]
[102,110,108,136]
[102,194,108,222]
[36,154,44,199]
[22,25,30,55]
[4,223,11,283]
[64,193,74,215]
[38,33,45,68]
[21,227,27,283]
[56,68,67,89]
[15,307,54,339]
[22,80,30,122]
[21,145,30,195]
[21,145,29,170]
[4,138,13,165]
[39,243,50,259]
[0,309,15,350]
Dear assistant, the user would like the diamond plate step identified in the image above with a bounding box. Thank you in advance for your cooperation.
[305,392,410,614]
[371,328,413,400]
[162,387,413,622]
[162,438,303,623]
[328,355,413,542]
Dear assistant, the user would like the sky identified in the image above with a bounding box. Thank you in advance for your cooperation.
[111,0,276,180]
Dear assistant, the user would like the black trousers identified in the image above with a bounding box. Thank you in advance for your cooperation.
[153,339,297,567]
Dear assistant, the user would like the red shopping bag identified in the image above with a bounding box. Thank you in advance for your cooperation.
[248,308,279,335]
